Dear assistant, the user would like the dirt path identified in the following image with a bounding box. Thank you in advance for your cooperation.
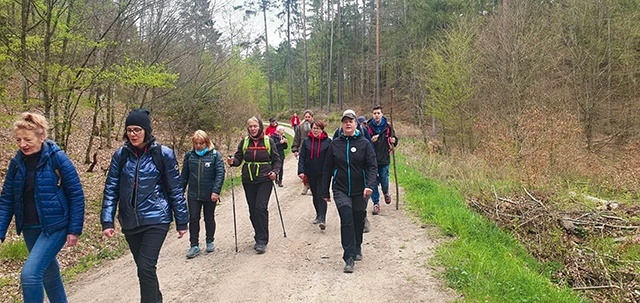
[67,135,458,302]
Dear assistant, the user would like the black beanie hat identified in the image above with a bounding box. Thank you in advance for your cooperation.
[125,109,152,134]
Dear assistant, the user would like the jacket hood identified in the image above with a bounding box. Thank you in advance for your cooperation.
[307,130,328,140]
[248,117,265,139]
[14,139,60,161]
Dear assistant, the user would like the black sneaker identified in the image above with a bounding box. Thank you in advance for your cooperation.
[343,258,355,273]
[355,254,363,261]
[319,218,326,230]
[255,244,266,254]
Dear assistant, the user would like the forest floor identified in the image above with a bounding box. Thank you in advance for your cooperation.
[66,132,459,302]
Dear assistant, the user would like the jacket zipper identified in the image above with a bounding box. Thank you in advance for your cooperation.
[133,153,141,228]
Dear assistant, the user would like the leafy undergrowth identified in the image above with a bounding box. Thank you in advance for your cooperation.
[395,153,587,302]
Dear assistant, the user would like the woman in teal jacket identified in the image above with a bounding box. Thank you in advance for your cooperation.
[181,130,225,258]
[0,112,85,303]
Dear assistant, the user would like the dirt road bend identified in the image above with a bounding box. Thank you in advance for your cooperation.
[67,138,458,302]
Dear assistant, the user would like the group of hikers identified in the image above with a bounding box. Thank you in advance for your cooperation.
[0,106,398,303]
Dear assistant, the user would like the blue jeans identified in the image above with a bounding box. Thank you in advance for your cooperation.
[371,164,390,205]
[21,227,68,303]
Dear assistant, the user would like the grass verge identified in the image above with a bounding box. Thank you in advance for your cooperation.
[396,152,587,302]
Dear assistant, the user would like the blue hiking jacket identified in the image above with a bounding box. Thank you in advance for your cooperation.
[0,140,85,240]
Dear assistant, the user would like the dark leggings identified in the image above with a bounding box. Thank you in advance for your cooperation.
[124,227,168,303]
[188,199,217,246]
[307,174,327,220]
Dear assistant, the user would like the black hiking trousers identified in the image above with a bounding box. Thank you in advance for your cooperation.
[308,174,327,221]
[243,180,273,246]
[334,191,366,261]
[188,199,217,247]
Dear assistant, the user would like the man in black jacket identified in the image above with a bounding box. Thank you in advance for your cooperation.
[322,110,377,273]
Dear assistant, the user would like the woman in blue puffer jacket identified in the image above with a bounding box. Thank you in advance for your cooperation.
[101,109,188,303]
[0,112,85,303]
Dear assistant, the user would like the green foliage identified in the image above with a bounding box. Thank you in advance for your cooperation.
[396,153,586,303]
[107,60,178,89]
[0,240,28,262]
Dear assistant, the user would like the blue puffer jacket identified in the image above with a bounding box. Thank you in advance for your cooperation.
[0,140,85,241]
[101,139,188,230]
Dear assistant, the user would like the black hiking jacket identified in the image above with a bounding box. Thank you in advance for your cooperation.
[322,130,377,199]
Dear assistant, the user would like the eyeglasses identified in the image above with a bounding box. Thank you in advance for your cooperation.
[126,127,144,135]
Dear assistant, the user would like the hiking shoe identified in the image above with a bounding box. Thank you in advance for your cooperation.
[384,193,392,204]
[278,182,283,187]
[205,242,215,253]
[372,204,380,215]
[319,219,326,231]
[343,258,355,273]
[186,246,200,259]
[355,253,363,261]
[363,217,371,233]
[312,217,322,224]
[255,244,266,254]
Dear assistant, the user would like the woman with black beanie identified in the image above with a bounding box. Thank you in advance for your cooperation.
[227,116,281,254]
[101,109,188,303]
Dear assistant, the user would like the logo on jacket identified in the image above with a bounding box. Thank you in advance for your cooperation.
[350,147,357,153]
[204,162,211,168]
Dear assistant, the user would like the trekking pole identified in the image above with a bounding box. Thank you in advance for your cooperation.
[390,88,400,210]
[272,180,287,237]
[228,157,238,252]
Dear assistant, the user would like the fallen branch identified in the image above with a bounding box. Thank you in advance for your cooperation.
[523,187,546,209]
[564,218,640,230]
[572,285,620,291]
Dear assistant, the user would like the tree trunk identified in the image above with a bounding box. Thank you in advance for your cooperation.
[287,0,293,109]
[326,0,334,111]
[302,0,309,108]
[375,0,380,105]
[336,0,343,110]
[263,2,274,111]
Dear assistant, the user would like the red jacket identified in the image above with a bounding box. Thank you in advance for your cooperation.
[265,123,278,136]
[290,115,301,127]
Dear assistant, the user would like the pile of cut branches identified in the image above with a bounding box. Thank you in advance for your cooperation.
[470,189,640,303]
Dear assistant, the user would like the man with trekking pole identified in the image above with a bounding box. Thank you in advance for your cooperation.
[367,105,399,215]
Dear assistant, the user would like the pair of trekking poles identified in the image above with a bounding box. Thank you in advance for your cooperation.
[227,157,287,253]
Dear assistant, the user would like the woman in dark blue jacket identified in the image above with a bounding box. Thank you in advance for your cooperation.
[297,120,331,230]
[180,130,225,258]
[322,110,377,273]
[0,112,85,303]
[101,109,188,303]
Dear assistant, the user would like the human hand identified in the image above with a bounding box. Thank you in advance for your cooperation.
[293,151,299,159]
[226,157,234,165]
[177,230,187,239]
[323,198,331,203]
[390,137,396,144]
[268,172,277,181]
[363,188,373,198]
[103,228,115,238]
[211,193,219,202]
[372,135,379,142]
[298,173,305,180]
[66,234,79,247]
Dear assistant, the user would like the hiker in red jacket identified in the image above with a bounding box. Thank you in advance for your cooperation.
[290,112,301,132]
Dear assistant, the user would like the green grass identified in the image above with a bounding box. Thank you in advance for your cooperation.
[0,239,28,262]
[396,153,587,303]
